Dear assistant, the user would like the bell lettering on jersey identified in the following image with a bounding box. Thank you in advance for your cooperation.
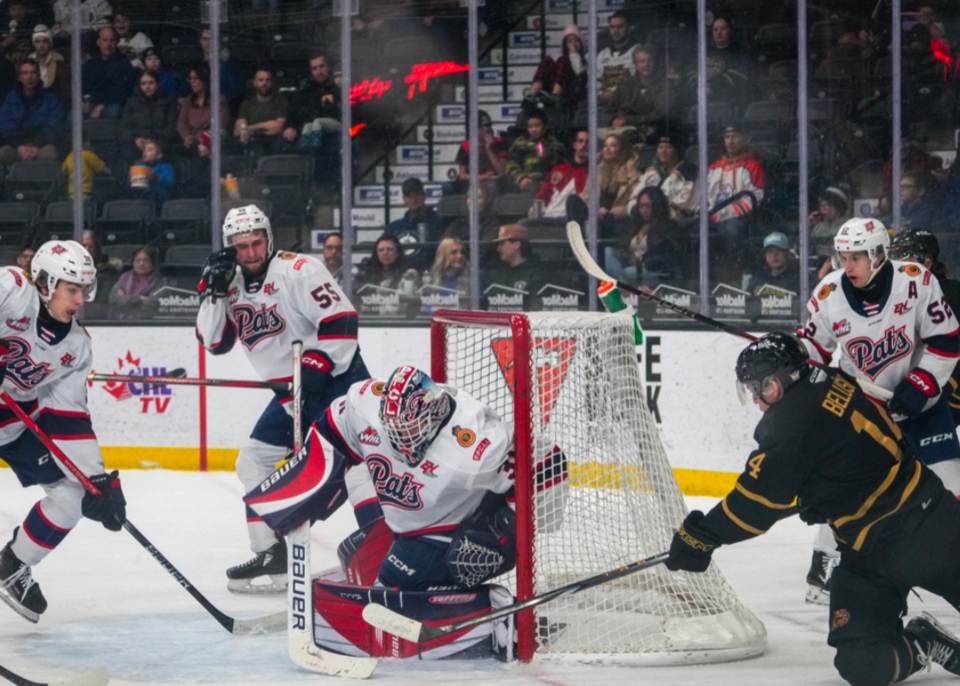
[845,325,913,380]
[234,303,287,350]
[5,338,54,389]
[366,455,425,511]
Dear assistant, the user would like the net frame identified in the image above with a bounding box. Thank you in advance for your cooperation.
[431,309,766,664]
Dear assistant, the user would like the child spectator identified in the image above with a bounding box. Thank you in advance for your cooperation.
[505,110,564,193]
[62,132,107,199]
[747,232,799,295]
[128,138,175,203]
[141,48,187,98]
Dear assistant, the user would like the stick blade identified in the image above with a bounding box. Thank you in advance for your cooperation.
[49,666,110,686]
[361,603,423,643]
[289,635,378,679]
[230,610,287,635]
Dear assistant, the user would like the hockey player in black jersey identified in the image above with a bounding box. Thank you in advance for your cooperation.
[667,332,960,686]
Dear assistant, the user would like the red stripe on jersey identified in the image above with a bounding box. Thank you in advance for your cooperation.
[48,434,96,441]
[38,408,90,419]
[353,497,378,509]
[397,524,459,537]
[803,337,833,365]
[325,405,364,464]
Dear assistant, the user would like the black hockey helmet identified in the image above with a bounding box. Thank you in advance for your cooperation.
[889,228,940,263]
[735,332,810,405]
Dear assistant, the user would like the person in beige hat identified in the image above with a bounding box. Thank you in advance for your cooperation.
[482,224,545,310]
[29,25,68,103]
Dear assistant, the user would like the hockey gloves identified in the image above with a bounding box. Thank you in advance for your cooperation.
[666,510,720,573]
[0,338,8,386]
[888,368,939,419]
[797,498,827,525]
[198,246,237,301]
[81,471,127,532]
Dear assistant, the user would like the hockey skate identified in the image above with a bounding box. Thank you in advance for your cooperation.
[0,536,47,623]
[805,550,838,605]
[226,539,287,594]
[905,612,960,675]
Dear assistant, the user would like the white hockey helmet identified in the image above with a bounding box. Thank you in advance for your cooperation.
[833,217,890,283]
[31,240,97,304]
[222,204,273,254]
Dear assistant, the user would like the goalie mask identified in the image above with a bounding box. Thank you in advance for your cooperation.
[222,204,273,255]
[379,366,454,467]
[735,332,810,405]
[31,240,98,304]
[833,217,890,285]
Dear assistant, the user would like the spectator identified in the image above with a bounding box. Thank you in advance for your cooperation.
[747,232,799,295]
[234,65,287,156]
[386,177,442,269]
[528,128,590,222]
[684,15,750,107]
[706,122,765,259]
[708,15,750,78]
[505,110,564,192]
[596,11,638,105]
[141,48,187,98]
[939,143,960,231]
[1,1,35,66]
[449,109,508,194]
[112,7,152,68]
[606,186,685,287]
[590,132,639,222]
[321,232,344,288]
[627,128,698,218]
[127,138,174,203]
[0,58,62,165]
[199,27,245,104]
[29,25,67,104]
[606,45,671,141]
[15,244,33,270]
[894,171,941,232]
[529,24,588,114]
[282,51,340,152]
[356,234,420,316]
[81,26,137,119]
[445,180,501,252]
[809,185,850,267]
[109,245,167,320]
[429,236,470,296]
[51,0,111,41]
[878,139,938,216]
[483,224,545,309]
[82,229,121,276]
[177,64,230,154]
[62,132,107,199]
[120,70,177,164]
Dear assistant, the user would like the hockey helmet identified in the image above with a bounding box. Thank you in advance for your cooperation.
[31,240,97,304]
[379,366,454,467]
[833,217,890,283]
[735,332,810,405]
[223,204,273,255]
[889,228,940,264]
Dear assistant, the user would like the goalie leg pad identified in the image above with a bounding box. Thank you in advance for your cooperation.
[313,579,514,660]
[338,517,393,586]
[444,505,517,588]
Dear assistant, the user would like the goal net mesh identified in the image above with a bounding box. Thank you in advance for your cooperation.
[434,311,766,663]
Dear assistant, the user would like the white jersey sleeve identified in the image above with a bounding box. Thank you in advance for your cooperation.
[911,266,960,393]
[195,285,238,355]
[799,271,843,365]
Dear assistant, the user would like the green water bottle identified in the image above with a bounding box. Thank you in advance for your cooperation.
[598,281,643,345]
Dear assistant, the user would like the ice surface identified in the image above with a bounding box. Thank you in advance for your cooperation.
[1,470,956,686]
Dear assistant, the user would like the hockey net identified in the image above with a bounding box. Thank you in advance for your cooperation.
[431,310,766,664]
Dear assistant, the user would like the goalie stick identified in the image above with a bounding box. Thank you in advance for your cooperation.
[0,391,285,636]
[87,370,291,391]
[0,664,109,686]
[563,200,893,401]
[284,341,378,679]
[363,505,799,644]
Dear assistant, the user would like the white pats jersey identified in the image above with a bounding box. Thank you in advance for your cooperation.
[196,251,358,401]
[322,378,515,538]
[799,261,960,405]
[0,267,104,478]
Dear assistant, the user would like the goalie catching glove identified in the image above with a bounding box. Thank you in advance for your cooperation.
[888,368,939,418]
[81,471,126,531]
[198,246,237,301]
[666,510,721,573]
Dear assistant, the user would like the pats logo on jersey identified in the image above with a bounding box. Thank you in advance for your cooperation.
[366,455,425,510]
[5,338,54,390]
[833,320,851,337]
[5,316,29,332]
[358,426,381,446]
[234,303,287,350]
[845,325,914,380]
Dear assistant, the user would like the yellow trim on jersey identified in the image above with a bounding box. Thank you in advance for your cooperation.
[734,482,794,509]
[851,461,922,551]
[874,406,904,441]
[721,497,767,536]
[833,461,901,528]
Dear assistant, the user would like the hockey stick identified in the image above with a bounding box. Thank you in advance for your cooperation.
[0,663,109,686]
[363,504,800,644]
[87,371,291,391]
[0,391,285,636]
[284,342,377,679]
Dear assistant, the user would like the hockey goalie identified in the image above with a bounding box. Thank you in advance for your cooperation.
[244,365,568,660]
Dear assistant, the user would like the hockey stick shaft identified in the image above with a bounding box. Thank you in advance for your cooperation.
[0,663,109,686]
[87,373,290,391]
[0,391,283,635]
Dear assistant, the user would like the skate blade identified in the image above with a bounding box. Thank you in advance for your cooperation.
[227,574,288,595]
[920,612,960,641]
[0,582,40,623]
[805,584,830,606]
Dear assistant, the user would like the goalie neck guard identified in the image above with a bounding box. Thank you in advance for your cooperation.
[379,366,454,467]
[735,332,810,405]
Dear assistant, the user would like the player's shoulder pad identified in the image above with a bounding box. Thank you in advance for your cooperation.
[436,389,511,469]
[813,270,843,302]
[2,267,34,291]
[270,251,325,279]
[891,259,934,286]
[342,378,386,418]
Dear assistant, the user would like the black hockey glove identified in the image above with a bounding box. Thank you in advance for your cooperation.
[888,368,939,419]
[665,510,721,573]
[81,471,127,532]
[198,246,237,301]
[0,338,9,386]
[797,498,827,525]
